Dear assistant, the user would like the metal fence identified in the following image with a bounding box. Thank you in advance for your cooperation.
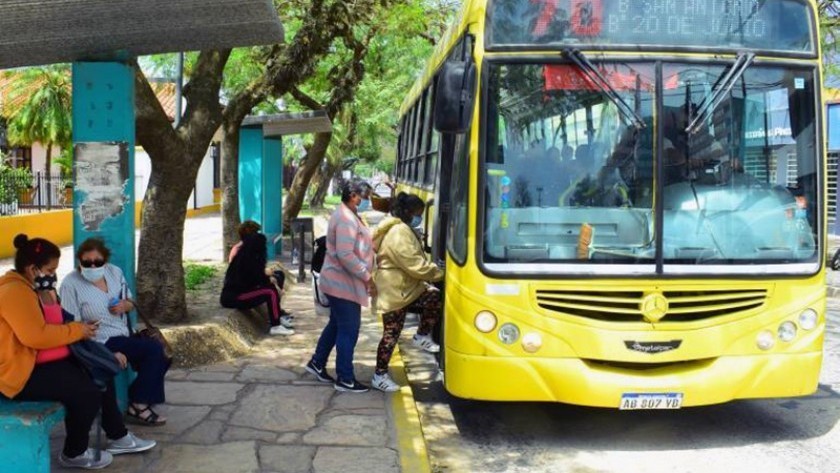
[0,171,73,216]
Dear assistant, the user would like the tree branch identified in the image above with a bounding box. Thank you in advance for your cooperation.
[289,87,324,110]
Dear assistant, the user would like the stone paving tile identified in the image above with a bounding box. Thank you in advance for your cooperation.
[166,381,245,405]
[259,445,317,473]
[303,415,389,446]
[221,426,278,442]
[312,446,400,473]
[229,385,333,432]
[150,441,259,472]
[275,433,301,444]
[237,364,299,383]
[186,370,238,382]
[179,419,225,444]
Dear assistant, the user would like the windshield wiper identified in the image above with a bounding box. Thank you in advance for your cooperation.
[563,49,646,130]
[685,52,755,135]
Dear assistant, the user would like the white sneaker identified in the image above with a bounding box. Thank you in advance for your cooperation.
[412,333,440,353]
[371,372,401,392]
[280,315,295,329]
[270,324,295,336]
[58,448,113,469]
[106,431,156,455]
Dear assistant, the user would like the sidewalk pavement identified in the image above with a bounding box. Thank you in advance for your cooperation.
[0,214,430,473]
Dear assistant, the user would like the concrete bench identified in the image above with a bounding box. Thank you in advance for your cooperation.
[0,398,65,473]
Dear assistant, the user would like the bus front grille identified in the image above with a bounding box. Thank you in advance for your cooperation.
[535,289,768,323]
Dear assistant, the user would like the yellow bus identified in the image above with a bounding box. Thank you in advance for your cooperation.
[394,0,825,409]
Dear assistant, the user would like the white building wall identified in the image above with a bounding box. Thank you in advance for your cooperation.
[187,150,215,209]
[30,143,62,174]
[137,147,215,211]
[135,148,152,202]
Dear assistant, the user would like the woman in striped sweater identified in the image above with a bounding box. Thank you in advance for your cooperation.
[305,179,375,393]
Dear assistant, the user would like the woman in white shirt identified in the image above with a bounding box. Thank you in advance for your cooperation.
[60,238,169,426]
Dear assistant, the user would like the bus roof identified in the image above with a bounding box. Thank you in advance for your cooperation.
[399,0,486,116]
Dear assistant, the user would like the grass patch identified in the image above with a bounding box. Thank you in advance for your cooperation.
[184,264,218,290]
[325,195,341,206]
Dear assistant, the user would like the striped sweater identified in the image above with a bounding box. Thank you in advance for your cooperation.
[319,203,375,307]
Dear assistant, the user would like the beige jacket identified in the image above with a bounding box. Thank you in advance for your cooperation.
[373,216,444,314]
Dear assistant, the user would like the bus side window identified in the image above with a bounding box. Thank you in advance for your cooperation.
[448,134,470,264]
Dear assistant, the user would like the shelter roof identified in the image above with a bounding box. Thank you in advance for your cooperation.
[242,111,333,136]
[0,0,283,69]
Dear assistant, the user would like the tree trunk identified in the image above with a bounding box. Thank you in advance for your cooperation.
[282,131,332,231]
[133,52,229,322]
[220,119,243,258]
[135,157,200,322]
[308,159,341,208]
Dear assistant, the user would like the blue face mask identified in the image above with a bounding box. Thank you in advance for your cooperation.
[410,215,422,227]
[81,266,105,283]
[358,199,372,212]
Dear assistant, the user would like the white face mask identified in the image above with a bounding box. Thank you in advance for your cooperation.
[81,266,105,282]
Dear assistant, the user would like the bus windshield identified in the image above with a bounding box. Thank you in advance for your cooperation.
[482,61,819,273]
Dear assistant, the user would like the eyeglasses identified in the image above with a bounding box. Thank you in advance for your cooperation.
[80,259,106,268]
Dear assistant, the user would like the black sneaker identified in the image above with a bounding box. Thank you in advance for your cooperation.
[334,379,370,393]
[305,360,335,383]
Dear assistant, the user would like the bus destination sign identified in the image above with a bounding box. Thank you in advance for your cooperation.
[489,0,814,53]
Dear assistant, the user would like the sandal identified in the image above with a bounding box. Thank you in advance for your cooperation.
[126,404,167,426]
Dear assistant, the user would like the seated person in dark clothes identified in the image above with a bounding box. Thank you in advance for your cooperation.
[220,233,294,336]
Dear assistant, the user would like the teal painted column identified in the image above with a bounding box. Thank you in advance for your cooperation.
[239,126,263,223]
[71,62,136,292]
[262,136,282,259]
[72,62,136,413]
[239,127,283,259]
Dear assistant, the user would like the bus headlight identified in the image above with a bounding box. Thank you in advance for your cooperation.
[498,323,520,344]
[475,311,497,333]
[778,321,797,342]
[799,309,818,331]
[756,330,775,350]
[521,333,542,353]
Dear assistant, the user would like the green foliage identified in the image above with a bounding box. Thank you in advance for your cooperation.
[4,65,72,158]
[0,159,34,206]
[821,1,840,85]
[184,263,218,290]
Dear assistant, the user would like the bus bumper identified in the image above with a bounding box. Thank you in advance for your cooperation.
[443,349,822,407]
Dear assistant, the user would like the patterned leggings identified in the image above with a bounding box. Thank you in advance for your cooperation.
[376,289,441,374]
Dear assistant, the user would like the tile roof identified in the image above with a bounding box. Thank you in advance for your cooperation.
[1,72,179,121]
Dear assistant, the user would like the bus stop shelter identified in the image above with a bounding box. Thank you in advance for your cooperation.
[0,0,284,292]
[239,111,332,259]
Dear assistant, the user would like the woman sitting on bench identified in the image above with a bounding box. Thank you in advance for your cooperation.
[221,231,294,336]
[60,238,170,427]
[0,234,155,470]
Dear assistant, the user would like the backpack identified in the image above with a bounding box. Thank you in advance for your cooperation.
[311,236,330,315]
[311,236,327,273]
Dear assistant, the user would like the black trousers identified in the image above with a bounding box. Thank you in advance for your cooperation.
[15,358,128,457]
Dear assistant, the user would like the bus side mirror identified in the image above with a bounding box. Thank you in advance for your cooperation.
[434,59,477,134]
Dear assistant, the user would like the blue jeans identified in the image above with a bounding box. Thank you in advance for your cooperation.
[311,294,362,383]
[106,336,169,405]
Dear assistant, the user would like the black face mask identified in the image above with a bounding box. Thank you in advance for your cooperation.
[33,273,58,292]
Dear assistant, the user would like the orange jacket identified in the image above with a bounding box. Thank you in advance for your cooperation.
[0,271,86,398]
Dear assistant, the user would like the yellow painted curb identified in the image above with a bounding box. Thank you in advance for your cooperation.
[389,345,433,473]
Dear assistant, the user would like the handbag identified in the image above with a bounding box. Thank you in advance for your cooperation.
[125,298,174,362]
[69,340,122,391]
